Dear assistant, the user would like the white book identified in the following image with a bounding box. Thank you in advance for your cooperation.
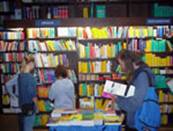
[86,27,92,39]
[58,27,68,37]
[95,44,100,58]
[39,42,47,52]
[103,80,135,97]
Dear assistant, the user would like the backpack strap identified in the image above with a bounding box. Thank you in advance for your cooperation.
[131,67,153,87]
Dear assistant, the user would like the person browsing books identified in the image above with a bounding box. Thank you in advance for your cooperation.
[115,50,155,131]
[49,65,75,109]
[18,55,37,131]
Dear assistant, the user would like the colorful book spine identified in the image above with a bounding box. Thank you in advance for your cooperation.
[78,61,112,73]
[57,27,77,37]
[79,43,122,59]
[2,53,25,62]
[0,63,20,73]
[53,6,69,19]
[34,53,69,68]
[28,40,76,52]
[0,41,26,52]
[34,114,49,127]
[2,31,25,40]
[37,86,49,98]
[27,28,55,39]
[144,53,173,67]
[78,74,112,81]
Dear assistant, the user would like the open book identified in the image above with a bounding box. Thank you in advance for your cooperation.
[103,80,135,98]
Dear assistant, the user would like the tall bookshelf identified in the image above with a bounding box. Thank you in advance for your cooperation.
[1,18,173,128]
[0,28,26,113]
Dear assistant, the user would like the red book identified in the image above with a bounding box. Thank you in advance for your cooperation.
[90,44,96,59]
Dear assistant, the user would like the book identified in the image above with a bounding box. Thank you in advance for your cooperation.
[103,80,135,98]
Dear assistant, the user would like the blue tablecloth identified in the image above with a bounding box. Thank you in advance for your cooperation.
[49,125,121,131]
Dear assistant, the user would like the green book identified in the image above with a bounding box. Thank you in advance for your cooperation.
[85,44,90,58]
[96,5,106,18]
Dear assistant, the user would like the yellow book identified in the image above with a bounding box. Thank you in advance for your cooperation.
[135,27,140,38]
[96,99,102,110]
[101,61,107,73]
[122,42,127,49]
[82,62,88,73]
[83,7,89,18]
[128,26,134,38]
[79,84,83,96]
[107,44,112,58]
[79,44,86,58]
[78,62,82,73]
[102,27,108,38]
[145,40,151,52]
[143,28,148,38]
[100,46,104,58]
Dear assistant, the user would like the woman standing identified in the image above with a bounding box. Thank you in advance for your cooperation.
[18,55,37,131]
[49,65,75,109]
[115,50,155,131]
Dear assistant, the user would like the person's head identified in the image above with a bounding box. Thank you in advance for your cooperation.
[116,50,147,80]
[20,55,35,73]
[55,65,68,79]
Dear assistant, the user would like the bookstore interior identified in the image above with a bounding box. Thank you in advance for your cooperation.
[0,0,173,131]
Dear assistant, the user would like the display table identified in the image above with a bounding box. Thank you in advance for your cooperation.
[48,124,121,131]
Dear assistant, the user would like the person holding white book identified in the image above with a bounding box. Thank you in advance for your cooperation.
[115,50,155,131]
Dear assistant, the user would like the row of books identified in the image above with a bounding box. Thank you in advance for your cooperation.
[144,54,173,67]
[161,114,173,125]
[78,43,122,59]
[37,86,49,98]
[79,83,104,97]
[34,53,69,67]
[77,26,173,39]
[152,68,173,75]
[0,74,14,84]
[37,69,56,83]
[78,61,112,73]
[36,100,53,112]
[128,39,169,52]
[28,40,76,52]
[49,6,69,19]
[1,53,25,62]
[1,32,25,40]
[23,6,69,19]
[0,63,20,74]
[37,69,77,84]
[160,104,173,113]
[26,26,173,40]
[0,41,26,52]
[34,114,49,127]
[78,74,112,81]
[27,28,55,38]
[79,98,113,111]
[158,90,173,103]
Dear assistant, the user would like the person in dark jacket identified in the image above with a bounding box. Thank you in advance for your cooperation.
[115,50,155,131]
[18,55,37,131]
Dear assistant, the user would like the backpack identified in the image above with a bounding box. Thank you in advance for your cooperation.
[134,70,161,131]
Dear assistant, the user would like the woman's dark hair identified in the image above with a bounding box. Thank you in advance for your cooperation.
[116,49,147,81]
[55,65,68,78]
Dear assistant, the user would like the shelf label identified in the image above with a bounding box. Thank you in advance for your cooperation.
[35,20,60,27]
[146,18,171,25]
